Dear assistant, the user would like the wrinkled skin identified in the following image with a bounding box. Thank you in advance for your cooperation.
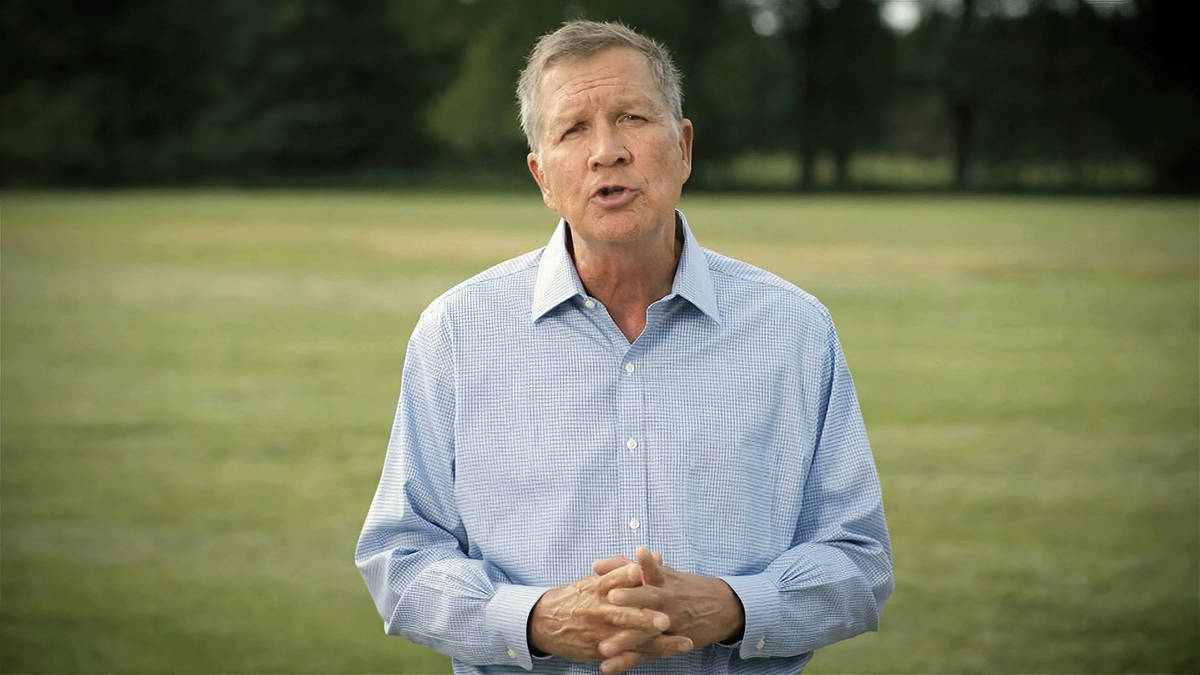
[529,548,743,673]
[527,561,692,670]
[591,548,744,673]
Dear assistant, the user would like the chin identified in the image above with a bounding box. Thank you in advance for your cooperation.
[594,214,654,242]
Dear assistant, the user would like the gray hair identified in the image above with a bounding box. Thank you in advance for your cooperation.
[516,20,683,154]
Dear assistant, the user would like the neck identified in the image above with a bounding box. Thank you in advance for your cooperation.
[569,220,681,343]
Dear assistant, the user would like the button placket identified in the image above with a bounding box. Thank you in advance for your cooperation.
[617,349,647,546]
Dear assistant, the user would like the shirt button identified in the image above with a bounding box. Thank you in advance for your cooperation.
[628,517,640,530]
[626,438,637,450]
[756,637,766,650]
[624,362,635,373]
[584,299,596,309]
[507,648,517,659]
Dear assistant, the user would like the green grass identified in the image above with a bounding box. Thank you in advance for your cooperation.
[2,190,1197,673]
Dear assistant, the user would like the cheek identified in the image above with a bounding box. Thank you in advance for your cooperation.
[549,167,581,200]
[547,177,581,215]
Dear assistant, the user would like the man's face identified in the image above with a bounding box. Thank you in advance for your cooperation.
[527,47,693,249]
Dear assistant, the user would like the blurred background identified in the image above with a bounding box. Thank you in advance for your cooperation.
[2,1,1198,674]
[2,0,1198,192]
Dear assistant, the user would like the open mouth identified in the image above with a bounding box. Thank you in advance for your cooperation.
[592,184,636,208]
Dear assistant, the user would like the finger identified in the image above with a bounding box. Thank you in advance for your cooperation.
[600,635,693,673]
[594,563,643,594]
[600,651,644,674]
[600,631,694,660]
[653,551,663,564]
[607,585,662,609]
[636,546,666,585]
[592,555,634,576]
[598,629,654,658]
[601,604,670,632]
[643,635,694,658]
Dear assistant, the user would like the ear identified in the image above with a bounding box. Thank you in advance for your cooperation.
[527,152,555,210]
[677,119,694,183]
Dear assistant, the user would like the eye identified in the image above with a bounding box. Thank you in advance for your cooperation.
[561,123,584,139]
[620,113,646,123]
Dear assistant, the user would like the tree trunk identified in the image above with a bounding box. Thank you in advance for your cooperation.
[951,0,976,189]
[951,101,974,189]
[834,147,850,189]
[801,147,817,189]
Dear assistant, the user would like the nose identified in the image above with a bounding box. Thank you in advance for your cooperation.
[589,124,630,170]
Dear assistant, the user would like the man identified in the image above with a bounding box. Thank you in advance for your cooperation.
[356,20,892,674]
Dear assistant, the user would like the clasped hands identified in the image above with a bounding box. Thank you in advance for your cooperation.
[528,547,744,673]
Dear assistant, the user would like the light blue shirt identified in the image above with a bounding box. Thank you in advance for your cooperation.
[356,212,892,673]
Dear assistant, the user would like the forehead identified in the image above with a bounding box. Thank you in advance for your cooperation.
[539,47,659,118]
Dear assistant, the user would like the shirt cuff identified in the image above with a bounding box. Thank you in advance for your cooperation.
[719,572,781,659]
[485,583,553,671]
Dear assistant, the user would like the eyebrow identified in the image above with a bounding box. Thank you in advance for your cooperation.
[548,95,661,128]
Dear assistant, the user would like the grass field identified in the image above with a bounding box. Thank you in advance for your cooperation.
[2,190,1197,673]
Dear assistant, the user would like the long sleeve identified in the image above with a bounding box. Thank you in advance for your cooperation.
[719,318,893,660]
[354,308,550,671]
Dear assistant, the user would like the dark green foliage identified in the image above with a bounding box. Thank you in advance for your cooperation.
[894,0,1199,190]
[0,0,459,183]
[0,0,1195,189]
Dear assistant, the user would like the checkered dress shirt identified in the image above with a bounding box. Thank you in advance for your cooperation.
[356,211,892,673]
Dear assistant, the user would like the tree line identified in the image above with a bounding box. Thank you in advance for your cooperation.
[1,0,1196,190]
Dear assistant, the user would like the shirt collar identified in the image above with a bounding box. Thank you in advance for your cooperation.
[530,210,721,325]
[530,220,587,322]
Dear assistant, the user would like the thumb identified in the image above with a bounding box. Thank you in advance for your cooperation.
[636,547,666,585]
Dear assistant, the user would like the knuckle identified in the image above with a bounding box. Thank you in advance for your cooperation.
[617,612,642,629]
